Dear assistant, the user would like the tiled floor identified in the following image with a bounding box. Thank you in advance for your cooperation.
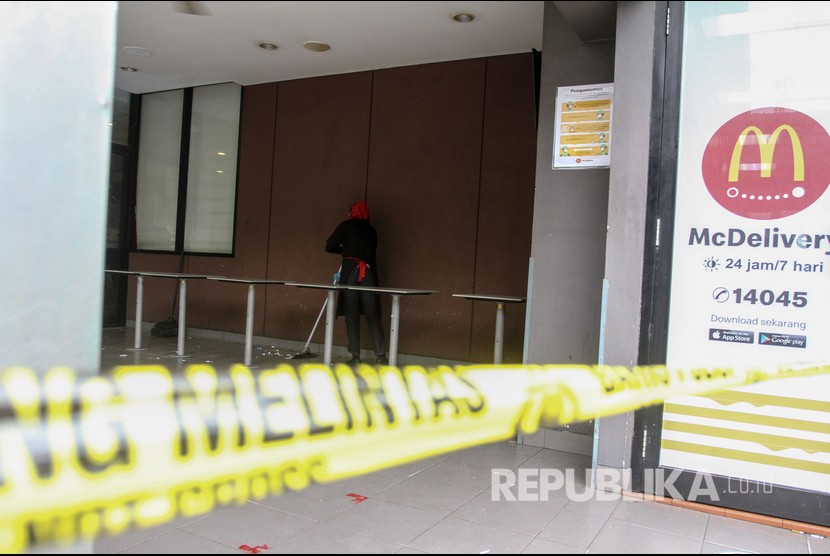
[91,328,828,554]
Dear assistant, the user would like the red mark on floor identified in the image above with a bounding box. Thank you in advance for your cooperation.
[239,544,269,554]
[346,492,368,503]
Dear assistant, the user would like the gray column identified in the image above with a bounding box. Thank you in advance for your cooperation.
[0,4,117,554]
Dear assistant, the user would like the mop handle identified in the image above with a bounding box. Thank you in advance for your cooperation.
[300,265,341,351]
[299,302,325,350]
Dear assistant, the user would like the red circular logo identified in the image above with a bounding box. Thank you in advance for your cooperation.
[701,107,830,220]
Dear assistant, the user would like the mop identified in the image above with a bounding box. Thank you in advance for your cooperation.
[286,266,341,360]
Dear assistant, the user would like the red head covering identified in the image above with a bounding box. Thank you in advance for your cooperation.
[349,201,370,221]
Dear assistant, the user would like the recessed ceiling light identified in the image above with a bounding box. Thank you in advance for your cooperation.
[452,12,476,23]
[122,46,155,57]
[120,66,138,73]
[303,41,331,52]
[259,42,278,51]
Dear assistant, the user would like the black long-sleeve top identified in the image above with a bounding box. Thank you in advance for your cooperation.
[325,218,377,262]
[325,218,378,283]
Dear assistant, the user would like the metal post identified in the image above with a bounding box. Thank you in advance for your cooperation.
[130,274,147,351]
[244,284,255,367]
[389,294,401,366]
[324,289,335,365]
[176,279,187,357]
[494,302,505,365]
[592,278,610,490]
[518,257,534,445]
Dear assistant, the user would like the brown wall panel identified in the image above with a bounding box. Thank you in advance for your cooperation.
[367,60,486,360]
[470,54,537,363]
[264,73,373,344]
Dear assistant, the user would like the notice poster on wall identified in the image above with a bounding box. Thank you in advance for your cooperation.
[552,83,613,169]
[661,3,830,495]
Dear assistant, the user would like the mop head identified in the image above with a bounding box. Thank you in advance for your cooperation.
[286,349,318,360]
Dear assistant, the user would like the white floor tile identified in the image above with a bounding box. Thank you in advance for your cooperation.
[451,487,569,536]
[252,484,357,521]
[589,520,702,554]
[180,501,316,548]
[273,523,401,554]
[610,499,709,539]
[373,475,483,514]
[520,538,584,554]
[325,470,406,496]
[113,529,242,554]
[407,516,533,554]
[324,498,443,545]
[537,509,607,548]
[704,515,809,554]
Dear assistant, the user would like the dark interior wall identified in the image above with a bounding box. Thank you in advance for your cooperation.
[527,3,615,367]
[471,54,538,363]
[525,1,615,446]
[127,54,536,363]
[367,59,485,359]
[264,72,373,346]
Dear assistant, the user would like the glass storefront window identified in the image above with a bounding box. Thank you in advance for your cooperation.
[134,82,241,254]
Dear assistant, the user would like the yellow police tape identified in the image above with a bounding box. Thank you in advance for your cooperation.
[0,360,827,553]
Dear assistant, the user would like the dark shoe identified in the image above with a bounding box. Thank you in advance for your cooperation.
[346,355,361,366]
[375,355,389,365]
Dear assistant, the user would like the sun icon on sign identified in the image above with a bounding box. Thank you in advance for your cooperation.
[703,256,720,271]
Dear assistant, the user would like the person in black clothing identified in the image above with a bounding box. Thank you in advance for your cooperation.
[325,201,388,366]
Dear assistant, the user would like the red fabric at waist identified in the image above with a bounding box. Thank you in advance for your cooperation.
[344,256,368,282]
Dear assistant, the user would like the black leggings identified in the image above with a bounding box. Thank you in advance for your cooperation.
[342,267,386,357]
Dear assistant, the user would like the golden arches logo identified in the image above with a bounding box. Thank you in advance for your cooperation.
[728,125,804,182]
[703,108,830,220]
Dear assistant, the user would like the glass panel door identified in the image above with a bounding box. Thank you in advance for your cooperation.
[102,146,130,327]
